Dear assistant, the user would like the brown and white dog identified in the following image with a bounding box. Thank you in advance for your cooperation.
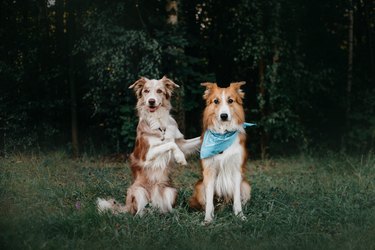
[189,82,251,224]
[97,76,201,215]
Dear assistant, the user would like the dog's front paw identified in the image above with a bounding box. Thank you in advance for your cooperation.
[174,151,187,166]
[202,217,213,226]
[176,156,187,166]
[236,212,247,221]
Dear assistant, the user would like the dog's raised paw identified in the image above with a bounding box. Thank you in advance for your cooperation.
[178,158,188,166]
[174,152,187,166]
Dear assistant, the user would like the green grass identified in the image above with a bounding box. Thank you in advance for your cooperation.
[1,151,374,250]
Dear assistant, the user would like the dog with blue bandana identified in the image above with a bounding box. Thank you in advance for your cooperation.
[190,81,253,224]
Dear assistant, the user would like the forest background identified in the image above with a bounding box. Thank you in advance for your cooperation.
[1,0,374,158]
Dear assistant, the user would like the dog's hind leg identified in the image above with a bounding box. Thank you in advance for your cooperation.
[150,186,163,212]
[189,180,205,210]
[162,187,177,213]
[151,186,177,213]
[125,185,149,216]
[240,180,251,205]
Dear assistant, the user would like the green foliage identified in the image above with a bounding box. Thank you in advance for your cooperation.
[1,152,374,249]
[231,0,318,149]
[76,2,162,151]
[75,0,213,148]
[0,0,374,155]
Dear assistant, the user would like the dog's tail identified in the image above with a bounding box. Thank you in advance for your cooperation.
[96,198,128,214]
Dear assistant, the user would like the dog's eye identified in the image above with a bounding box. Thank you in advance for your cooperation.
[156,89,163,94]
[228,98,234,104]
[144,89,150,93]
[214,99,219,104]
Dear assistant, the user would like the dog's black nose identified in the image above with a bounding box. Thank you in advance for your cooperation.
[220,113,228,121]
[148,99,156,106]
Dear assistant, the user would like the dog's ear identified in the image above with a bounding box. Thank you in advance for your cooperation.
[230,81,246,99]
[161,76,179,99]
[129,77,148,97]
[162,76,180,89]
[201,82,217,100]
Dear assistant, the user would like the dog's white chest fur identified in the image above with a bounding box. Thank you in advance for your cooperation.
[202,135,243,198]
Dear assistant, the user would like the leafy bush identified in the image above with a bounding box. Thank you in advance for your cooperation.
[76,3,161,151]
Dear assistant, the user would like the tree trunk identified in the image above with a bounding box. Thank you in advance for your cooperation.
[258,58,268,160]
[165,0,185,133]
[364,0,374,83]
[166,0,178,25]
[67,2,79,158]
[345,4,354,145]
[270,46,280,111]
[55,0,65,58]
[174,84,185,133]
[69,72,79,158]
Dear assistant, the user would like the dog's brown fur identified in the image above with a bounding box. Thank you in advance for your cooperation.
[97,76,201,215]
[189,82,251,223]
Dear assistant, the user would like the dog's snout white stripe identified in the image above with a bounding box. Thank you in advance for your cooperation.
[219,91,231,120]
[144,79,162,107]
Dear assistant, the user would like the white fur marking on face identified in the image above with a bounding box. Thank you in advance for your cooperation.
[143,79,165,112]
[218,91,231,121]
[210,90,240,133]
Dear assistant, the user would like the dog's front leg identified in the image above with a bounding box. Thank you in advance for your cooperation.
[203,166,216,224]
[146,142,187,165]
[233,172,246,220]
[176,137,201,156]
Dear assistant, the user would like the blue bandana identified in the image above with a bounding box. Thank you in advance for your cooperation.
[200,123,256,159]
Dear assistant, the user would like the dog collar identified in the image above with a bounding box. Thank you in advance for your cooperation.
[200,123,256,159]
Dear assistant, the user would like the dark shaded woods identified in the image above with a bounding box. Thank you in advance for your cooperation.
[1,0,374,158]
